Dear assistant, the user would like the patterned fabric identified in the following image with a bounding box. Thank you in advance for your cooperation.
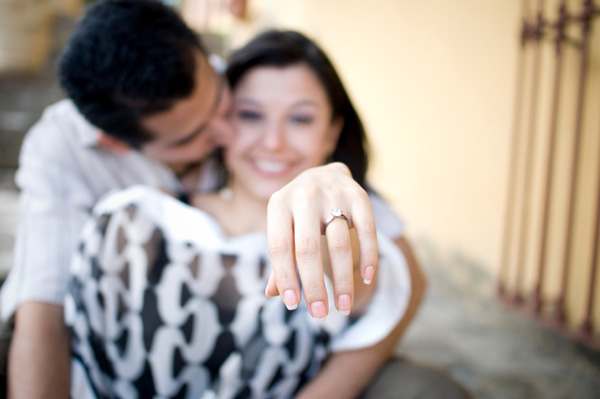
[65,186,411,399]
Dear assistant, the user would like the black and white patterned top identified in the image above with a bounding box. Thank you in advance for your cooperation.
[65,186,411,399]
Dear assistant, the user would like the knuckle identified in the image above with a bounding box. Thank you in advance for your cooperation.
[295,237,319,260]
[331,162,350,175]
[268,238,290,258]
[267,190,286,211]
[274,269,298,284]
[348,186,369,204]
[302,282,325,300]
[332,267,354,288]
[359,220,377,236]
[335,279,354,293]
[294,185,320,204]
[328,236,351,255]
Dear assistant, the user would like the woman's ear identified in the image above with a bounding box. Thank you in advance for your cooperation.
[324,117,344,156]
[97,131,132,154]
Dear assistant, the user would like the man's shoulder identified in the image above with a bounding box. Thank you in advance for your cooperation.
[41,99,91,128]
[26,99,98,149]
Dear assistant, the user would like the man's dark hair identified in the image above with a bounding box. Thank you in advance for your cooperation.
[58,0,205,148]
[226,29,370,188]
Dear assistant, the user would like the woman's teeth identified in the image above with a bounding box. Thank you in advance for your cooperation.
[255,160,287,173]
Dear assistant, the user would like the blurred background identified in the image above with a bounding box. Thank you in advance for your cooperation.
[0,0,599,397]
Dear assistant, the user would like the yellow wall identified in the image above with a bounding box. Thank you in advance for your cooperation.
[227,1,600,333]
[228,0,521,277]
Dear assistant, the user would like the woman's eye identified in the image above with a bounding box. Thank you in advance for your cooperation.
[237,110,262,121]
[290,115,314,124]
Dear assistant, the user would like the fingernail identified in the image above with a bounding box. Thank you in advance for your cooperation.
[363,266,375,285]
[283,289,298,310]
[310,301,327,321]
[337,294,351,316]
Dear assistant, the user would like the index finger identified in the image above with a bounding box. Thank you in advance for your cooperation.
[266,192,301,311]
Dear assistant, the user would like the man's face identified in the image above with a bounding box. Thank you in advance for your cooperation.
[139,51,233,171]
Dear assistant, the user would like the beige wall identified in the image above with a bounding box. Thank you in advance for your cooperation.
[228,0,522,277]
[51,0,600,330]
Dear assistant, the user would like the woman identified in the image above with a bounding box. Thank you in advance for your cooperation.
[65,30,422,399]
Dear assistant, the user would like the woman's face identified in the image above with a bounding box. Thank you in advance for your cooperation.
[226,64,342,202]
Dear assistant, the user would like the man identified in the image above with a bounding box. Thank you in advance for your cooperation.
[1,1,467,398]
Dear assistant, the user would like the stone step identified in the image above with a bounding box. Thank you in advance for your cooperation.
[0,168,17,282]
[0,72,65,168]
[0,15,74,168]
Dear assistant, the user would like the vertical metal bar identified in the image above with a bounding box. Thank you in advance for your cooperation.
[580,122,600,338]
[579,0,599,339]
[498,0,531,298]
[555,0,593,325]
[514,5,545,305]
[534,0,568,315]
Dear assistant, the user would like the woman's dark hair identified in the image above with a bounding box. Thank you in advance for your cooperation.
[226,29,370,188]
[58,0,205,148]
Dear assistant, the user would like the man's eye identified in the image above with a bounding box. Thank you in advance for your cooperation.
[237,110,262,121]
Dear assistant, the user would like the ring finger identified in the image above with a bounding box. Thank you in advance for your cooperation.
[324,212,354,315]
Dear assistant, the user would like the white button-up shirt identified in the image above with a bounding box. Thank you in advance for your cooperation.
[1,100,218,320]
[0,99,404,320]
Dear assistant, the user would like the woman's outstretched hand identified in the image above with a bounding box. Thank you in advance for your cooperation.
[265,162,378,320]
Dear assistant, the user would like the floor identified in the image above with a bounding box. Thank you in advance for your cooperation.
[0,168,599,398]
[400,240,600,399]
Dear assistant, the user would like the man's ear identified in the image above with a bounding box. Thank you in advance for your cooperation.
[97,131,132,154]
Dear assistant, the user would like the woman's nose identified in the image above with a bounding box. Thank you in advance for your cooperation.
[261,121,286,150]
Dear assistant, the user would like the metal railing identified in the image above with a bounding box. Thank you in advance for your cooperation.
[498,0,600,349]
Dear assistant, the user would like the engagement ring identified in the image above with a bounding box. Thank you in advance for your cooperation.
[325,208,350,227]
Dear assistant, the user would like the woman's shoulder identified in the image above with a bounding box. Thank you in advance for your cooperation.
[368,189,405,239]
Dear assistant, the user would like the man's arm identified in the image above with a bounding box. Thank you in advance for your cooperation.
[295,236,427,399]
[7,303,70,399]
[3,104,96,399]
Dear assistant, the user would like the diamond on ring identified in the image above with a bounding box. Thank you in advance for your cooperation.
[325,208,350,227]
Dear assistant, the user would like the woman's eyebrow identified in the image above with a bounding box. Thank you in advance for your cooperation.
[235,97,260,106]
[291,99,318,108]
[235,98,318,108]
